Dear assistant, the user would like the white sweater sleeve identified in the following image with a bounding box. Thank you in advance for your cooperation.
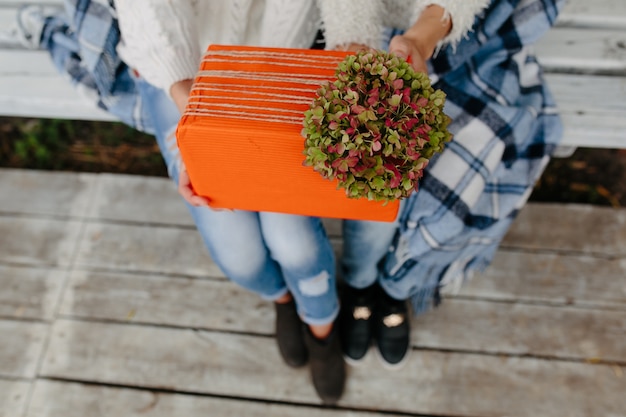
[316,0,386,50]
[318,0,490,51]
[409,0,491,48]
[114,0,201,94]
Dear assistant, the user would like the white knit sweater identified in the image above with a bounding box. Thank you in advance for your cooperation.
[114,0,489,95]
[320,0,491,51]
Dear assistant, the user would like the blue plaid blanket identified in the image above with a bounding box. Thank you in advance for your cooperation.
[40,0,564,314]
[41,0,153,133]
[381,0,565,311]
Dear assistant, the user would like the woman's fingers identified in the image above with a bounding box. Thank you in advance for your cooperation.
[178,167,210,207]
[389,35,428,73]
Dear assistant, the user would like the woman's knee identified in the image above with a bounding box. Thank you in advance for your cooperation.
[260,214,331,267]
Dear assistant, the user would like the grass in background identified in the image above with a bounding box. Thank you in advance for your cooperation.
[1,117,166,177]
[2,117,626,207]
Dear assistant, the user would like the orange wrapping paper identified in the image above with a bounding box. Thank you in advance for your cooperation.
[176,45,400,222]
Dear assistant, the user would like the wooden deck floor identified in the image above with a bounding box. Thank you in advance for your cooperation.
[0,168,624,417]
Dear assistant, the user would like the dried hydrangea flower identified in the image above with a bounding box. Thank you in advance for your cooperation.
[303,50,452,202]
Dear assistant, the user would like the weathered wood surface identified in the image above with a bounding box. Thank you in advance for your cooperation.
[557,0,626,29]
[501,203,626,256]
[536,27,626,73]
[0,265,64,320]
[0,320,47,380]
[1,169,625,417]
[460,250,626,309]
[59,270,274,334]
[0,216,81,266]
[26,380,389,417]
[0,379,29,417]
[545,74,626,149]
[57,268,626,362]
[39,319,624,417]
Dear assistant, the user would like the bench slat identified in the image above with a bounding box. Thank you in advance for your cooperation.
[56,269,626,362]
[2,72,622,148]
[536,27,626,74]
[0,51,115,120]
[0,75,115,121]
[2,0,626,25]
[558,0,626,29]
[28,380,377,417]
[0,49,59,75]
[546,73,626,148]
[40,319,626,417]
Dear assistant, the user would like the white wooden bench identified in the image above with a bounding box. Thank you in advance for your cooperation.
[0,0,625,152]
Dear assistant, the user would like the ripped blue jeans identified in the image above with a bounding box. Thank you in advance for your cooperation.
[138,79,345,325]
[37,7,402,317]
[138,79,402,324]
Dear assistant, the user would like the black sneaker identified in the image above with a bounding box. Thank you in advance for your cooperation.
[303,325,346,405]
[275,299,308,368]
[374,288,410,369]
[338,284,377,364]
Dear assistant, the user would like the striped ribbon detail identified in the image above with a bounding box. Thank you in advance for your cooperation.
[183,45,348,125]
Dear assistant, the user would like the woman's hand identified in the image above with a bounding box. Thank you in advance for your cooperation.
[169,79,212,207]
[178,164,210,207]
[170,79,194,115]
[388,35,429,74]
[390,5,453,74]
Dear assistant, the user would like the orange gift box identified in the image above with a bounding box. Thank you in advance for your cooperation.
[176,45,400,222]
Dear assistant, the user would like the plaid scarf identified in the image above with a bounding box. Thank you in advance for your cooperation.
[380,0,565,312]
[40,0,565,314]
[40,0,153,133]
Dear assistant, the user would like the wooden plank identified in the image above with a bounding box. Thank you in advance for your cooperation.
[59,270,273,334]
[413,298,626,363]
[0,50,63,76]
[349,352,625,417]
[2,15,622,76]
[0,74,116,121]
[2,67,624,149]
[73,222,222,277]
[2,74,625,149]
[0,4,63,44]
[39,320,316,403]
[0,14,113,121]
[88,174,193,226]
[559,111,626,149]
[558,0,626,29]
[0,265,64,320]
[2,0,625,40]
[59,268,626,362]
[546,74,626,116]
[0,0,62,7]
[5,0,623,30]
[0,216,82,267]
[71,220,344,278]
[536,27,626,74]
[461,250,626,309]
[41,320,626,417]
[27,380,391,417]
[0,50,114,121]
[0,169,96,217]
[0,319,47,378]
[502,203,626,256]
[546,73,626,148]
[0,378,30,417]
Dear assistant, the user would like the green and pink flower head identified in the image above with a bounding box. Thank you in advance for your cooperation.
[303,49,452,202]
